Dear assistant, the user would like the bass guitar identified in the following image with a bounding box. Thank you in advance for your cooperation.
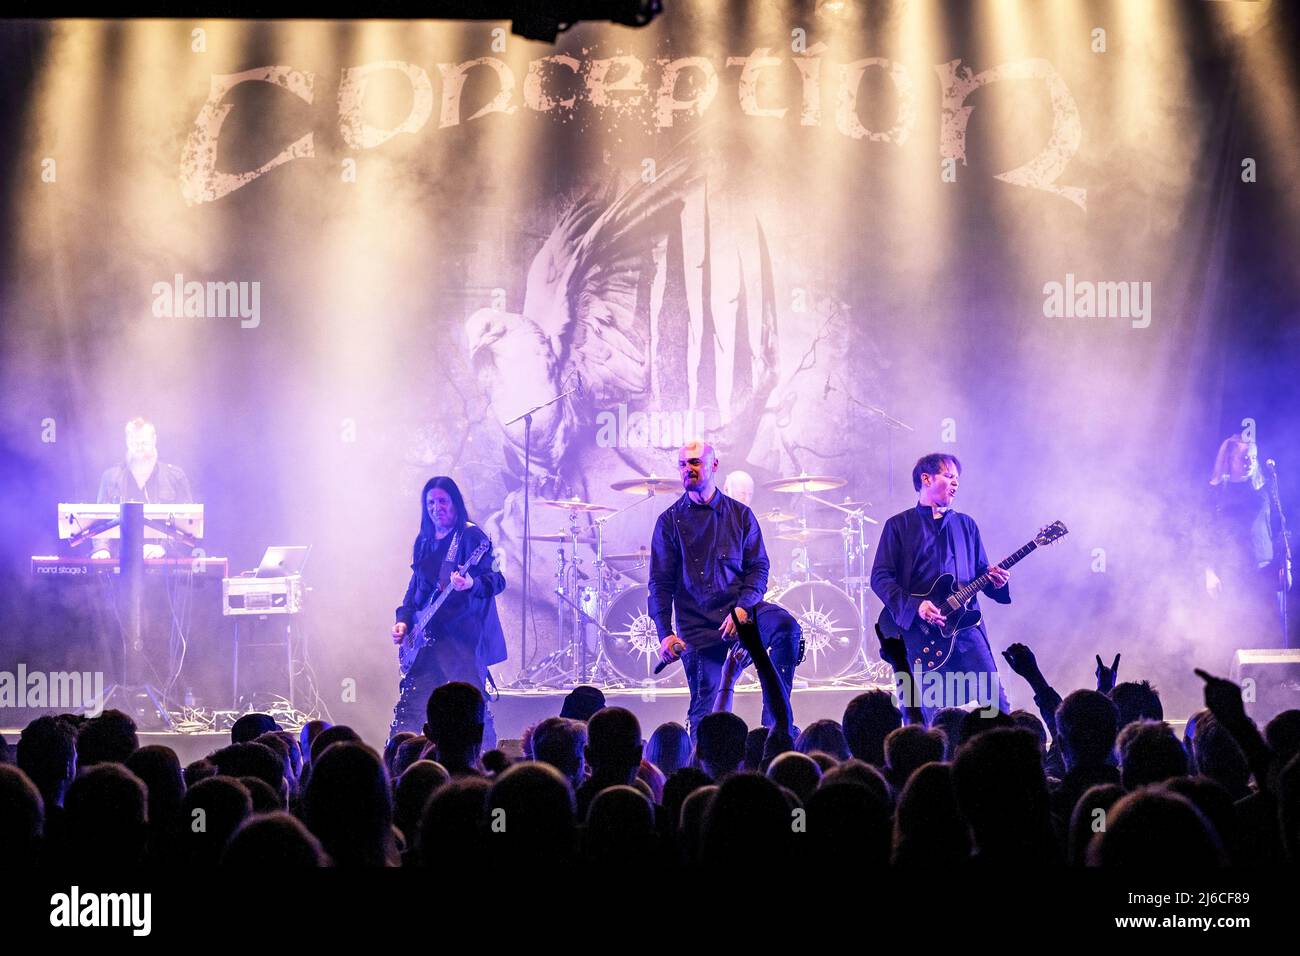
[396,538,491,677]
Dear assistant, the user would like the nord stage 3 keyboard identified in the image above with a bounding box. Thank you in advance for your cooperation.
[30,556,230,577]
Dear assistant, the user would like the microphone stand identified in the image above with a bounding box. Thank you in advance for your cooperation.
[1265,460,1293,647]
[826,376,913,501]
[503,379,581,677]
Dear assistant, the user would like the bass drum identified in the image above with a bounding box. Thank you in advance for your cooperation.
[770,581,863,682]
[600,585,686,687]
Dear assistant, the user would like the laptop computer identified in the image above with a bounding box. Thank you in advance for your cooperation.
[254,545,311,578]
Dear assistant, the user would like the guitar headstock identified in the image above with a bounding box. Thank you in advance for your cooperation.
[1035,520,1069,547]
[465,539,491,568]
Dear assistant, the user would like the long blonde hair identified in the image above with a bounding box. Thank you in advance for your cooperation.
[1209,434,1264,490]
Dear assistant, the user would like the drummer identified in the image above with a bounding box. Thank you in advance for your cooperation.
[723,470,755,507]
[650,440,803,740]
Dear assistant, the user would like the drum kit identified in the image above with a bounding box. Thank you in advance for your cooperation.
[517,471,894,690]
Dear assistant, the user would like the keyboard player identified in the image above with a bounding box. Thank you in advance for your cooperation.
[92,417,194,559]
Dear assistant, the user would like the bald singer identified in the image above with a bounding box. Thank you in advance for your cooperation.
[649,440,803,740]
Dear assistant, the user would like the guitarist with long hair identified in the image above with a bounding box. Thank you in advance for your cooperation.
[871,453,1011,717]
[390,476,507,739]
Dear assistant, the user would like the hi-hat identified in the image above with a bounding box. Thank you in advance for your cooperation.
[756,508,798,523]
[609,475,681,495]
[826,498,872,511]
[763,473,847,494]
[528,531,596,543]
[603,549,651,563]
[536,496,614,513]
[817,498,880,524]
[775,526,844,542]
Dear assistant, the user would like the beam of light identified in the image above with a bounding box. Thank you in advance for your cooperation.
[1208,0,1300,250]
[884,0,949,301]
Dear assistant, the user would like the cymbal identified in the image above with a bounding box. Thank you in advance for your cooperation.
[536,496,614,513]
[528,532,596,544]
[762,473,847,494]
[603,549,650,563]
[756,508,798,523]
[609,475,681,495]
[775,526,844,542]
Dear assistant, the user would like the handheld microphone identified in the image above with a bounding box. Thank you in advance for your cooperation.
[654,640,686,674]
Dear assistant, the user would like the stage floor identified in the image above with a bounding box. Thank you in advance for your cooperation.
[2,681,893,766]
[488,680,889,740]
[3,690,1192,769]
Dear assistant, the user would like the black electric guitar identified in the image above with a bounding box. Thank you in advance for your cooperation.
[877,520,1068,671]
[390,537,492,735]
[396,538,491,677]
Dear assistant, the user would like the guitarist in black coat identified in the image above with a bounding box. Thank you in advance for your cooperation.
[390,476,506,739]
[870,453,1010,719]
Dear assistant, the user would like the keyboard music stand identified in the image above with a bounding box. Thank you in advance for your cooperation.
[58,502,206,728]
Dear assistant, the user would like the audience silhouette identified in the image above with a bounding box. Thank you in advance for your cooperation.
[3,632,1297,871]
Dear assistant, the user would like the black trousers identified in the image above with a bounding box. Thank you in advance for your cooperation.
[390,635,496,748]
[681,601,802,741]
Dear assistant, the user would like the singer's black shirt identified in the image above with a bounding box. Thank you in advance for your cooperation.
[648,489,769,650]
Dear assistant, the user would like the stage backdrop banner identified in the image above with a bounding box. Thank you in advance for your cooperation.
[1,3,1297,737]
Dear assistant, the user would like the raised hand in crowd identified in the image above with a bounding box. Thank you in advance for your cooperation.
[1194,667,1273,791]
[733,609,793,739]
[1001,642,1042,682]
[1193,668,1248,726]
[711,642,752,714]
[721,642,752,686]
[874,623,923,726]
[1094,653,1121,694]
[874,626,909,676]
[1001,642,1063,738]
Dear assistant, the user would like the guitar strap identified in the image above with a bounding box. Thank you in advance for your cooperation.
[429,530,460,591]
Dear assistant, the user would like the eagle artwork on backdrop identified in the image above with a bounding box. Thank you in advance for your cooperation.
[464,140,786,666]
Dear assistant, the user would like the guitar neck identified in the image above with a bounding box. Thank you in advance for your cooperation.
[952,539,1038,605]
[415,569,460,630]
[412,543,489,633]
